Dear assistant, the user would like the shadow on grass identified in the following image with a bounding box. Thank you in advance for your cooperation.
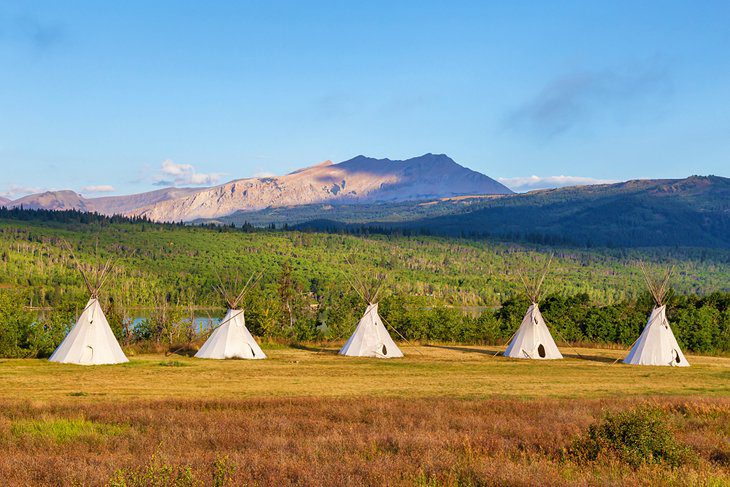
[426,344,503,357]
[427,345,620,364]
[562,352,620,364]
[165,349,197,358]
[290,343,340,355]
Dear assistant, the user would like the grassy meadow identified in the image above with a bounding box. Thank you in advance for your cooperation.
[1,346,729,485]
[1,213,729,485]
[2,346,730,401]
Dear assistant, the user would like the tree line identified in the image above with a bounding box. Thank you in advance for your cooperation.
[0,210,729,357]
[1,284,729,358]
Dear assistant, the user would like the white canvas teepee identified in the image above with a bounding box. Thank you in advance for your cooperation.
[338,265,404,359]
[339,303,404,358]
[624,264,689,367]
[195,271,266,360]
[49,253,128,365]
[504,302,563,359]
[195,309,266,360]
[49,298,129,365]
[504,257,563,360]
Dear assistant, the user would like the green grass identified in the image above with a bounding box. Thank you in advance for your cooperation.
[11,418,127,443]
[158,360,192,367]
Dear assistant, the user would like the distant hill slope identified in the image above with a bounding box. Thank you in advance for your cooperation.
[202,195,502,227]
[6,187,203,214]
[0,197,10,205]
[3,154,510,222]
[9,190,92,211]
[294,176,730,248]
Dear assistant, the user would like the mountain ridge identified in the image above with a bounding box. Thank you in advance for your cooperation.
[291,175,730,247]
[1,154,512,222]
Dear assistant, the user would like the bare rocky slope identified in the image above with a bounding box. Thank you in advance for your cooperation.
[3,154,511,222]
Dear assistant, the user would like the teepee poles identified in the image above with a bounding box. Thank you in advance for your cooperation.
[62,239,115,299]
[638,261,673,306]
[378,312,423,355]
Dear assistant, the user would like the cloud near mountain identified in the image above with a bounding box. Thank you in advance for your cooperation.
[498,175,618,192]
[153,160,225,187]
[82,185,115,194]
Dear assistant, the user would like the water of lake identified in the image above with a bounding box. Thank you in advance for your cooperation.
[130,316,221,332]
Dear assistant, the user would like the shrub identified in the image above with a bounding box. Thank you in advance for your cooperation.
[212,456,236,487]
[0,289,34,357]
[569,407,694,468]
[107,453,237,487]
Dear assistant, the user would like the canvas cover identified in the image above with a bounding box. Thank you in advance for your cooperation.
[49,298,129,365]
[624,305,689,366]
[339,303,404,358]
[195,309,266,359]
[504,303,563,359]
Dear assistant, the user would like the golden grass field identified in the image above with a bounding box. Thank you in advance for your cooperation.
[2,345,729,400]
[1,346,729,486]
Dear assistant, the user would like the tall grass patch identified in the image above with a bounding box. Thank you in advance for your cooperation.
[11,418,128,443]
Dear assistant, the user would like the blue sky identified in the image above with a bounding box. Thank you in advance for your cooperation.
[1,1,729,198]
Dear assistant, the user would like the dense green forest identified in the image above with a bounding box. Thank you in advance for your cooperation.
[292,176,730,248]
[0,209,729,357]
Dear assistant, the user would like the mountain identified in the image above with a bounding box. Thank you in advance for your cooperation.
[89,187,204,215]
[126,154,511,222]
[10,190,92,211]
[0,197,10,205]
[294,176,730,248]
[5,187,203,215]
[4,154,511,222]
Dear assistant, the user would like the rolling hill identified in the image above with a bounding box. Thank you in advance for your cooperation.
[292,176,730,248]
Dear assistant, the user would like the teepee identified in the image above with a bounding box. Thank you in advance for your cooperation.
[504,258,563,360]
[49,254,128,365]
[624,264,689,367]
[195,272,266,360]
[339,268,403,358]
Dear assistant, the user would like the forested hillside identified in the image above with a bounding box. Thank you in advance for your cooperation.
[0,209,729,357]
[293,176,730,248]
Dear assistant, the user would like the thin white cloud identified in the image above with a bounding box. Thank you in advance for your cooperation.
[505,58,671,138]
[154,159,224,187]
[0,13,65,51]
[498,175,619,192]
[0,185,44,200]
[81,185,115,193]
[252,171,276,178]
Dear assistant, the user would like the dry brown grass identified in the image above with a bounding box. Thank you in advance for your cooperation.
[0,346,728,485]
[0,396,727,486]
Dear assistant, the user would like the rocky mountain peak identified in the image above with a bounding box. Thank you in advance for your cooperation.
[6,154,512,222]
